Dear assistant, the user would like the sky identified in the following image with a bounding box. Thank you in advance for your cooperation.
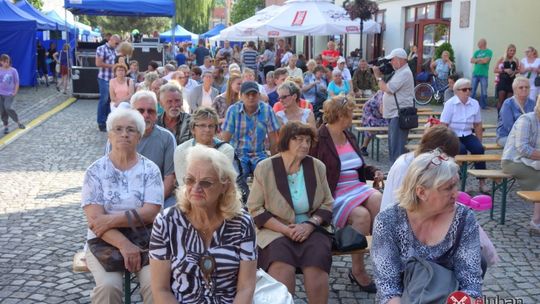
[42,0,64,12]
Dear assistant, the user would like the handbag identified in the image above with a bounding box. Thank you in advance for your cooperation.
[401,216,466,304]
[87,209,152,272]
[316,225,368,252]
[253,269,294,304]
[394,94,418,130]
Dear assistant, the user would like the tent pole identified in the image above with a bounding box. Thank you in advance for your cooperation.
[172,3,176,47]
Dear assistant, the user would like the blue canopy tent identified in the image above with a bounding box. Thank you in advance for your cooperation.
[64,0,177,42]
[0,0,37,86]
[200,23,226,39]
[160,25,198,43]
[44,10,78,53]
[15,0,67,31]
[64,0,175,17]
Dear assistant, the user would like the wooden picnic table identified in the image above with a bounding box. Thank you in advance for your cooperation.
[454,154,502,191]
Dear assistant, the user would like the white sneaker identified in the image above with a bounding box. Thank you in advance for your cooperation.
[530,220,540,234]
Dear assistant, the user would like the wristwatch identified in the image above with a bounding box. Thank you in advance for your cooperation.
[377,77,383,82]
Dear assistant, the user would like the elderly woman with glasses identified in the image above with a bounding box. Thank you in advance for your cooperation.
[440,78,488,193]
[151,145,257,303]
[372,149,483,304]
[82,108,164,303]
[174,107,235,187]
[310,96,383,294]
[248,121,334,304]
[496,76,536,146]
[274,81,316,130]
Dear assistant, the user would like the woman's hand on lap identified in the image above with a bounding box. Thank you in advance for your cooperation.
[119,240,142,272]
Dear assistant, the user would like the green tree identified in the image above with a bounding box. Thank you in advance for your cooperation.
[79,16,171,37]
[176,0,215,34]
[343,0,379,58]
[230,0,264,24]
[16,0,43,10]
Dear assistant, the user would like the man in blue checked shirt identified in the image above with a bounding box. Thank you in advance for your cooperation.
[95,34,121,132]
[221,81,280,194]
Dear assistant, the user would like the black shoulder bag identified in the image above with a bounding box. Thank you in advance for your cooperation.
[393,94,418,130]
[87,209,152,272]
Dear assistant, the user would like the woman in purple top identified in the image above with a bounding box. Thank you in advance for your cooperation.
[0,54,25,134]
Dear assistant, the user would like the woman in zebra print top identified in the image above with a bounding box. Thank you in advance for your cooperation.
[149,145,257,303]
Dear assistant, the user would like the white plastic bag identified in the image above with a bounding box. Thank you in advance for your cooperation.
[253,269,294,304]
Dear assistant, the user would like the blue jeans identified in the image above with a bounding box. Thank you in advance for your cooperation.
[459,134,486,170]
[237,155,266,204]
[388,117,409,163]
[471,75,488,108]
[97,78,111,127]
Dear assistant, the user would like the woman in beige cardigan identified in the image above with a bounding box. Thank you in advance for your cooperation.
[248,121,334,304]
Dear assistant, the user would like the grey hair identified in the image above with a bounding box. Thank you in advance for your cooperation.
[278,81,301,102]
[130,90,158,109]
[176,145,243,220]
[332,69,342,76]
[397,150,459,211]
[164,64,176,72]
[453,78,471,91]
[512,76,530,91]
[189,107,219,131]
[159,82,183,100]
[106,108,146,138]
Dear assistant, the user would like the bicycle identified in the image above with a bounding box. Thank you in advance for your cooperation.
[414,75,449,105]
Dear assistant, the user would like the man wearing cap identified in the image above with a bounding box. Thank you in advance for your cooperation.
[221,81,280,189]
[372,48,414,162]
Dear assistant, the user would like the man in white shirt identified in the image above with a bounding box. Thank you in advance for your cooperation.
[199,55,215,74]
[373,48,415,162]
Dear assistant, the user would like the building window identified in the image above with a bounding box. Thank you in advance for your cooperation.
[406,7,415,22]
[442,1,452,19]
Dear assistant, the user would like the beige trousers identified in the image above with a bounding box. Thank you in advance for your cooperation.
[85,250,153,304]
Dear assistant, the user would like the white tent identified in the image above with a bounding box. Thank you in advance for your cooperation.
[219,5,286,40]
[251,0,380,38]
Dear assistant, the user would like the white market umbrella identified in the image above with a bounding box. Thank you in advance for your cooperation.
[251,0,381,38]
[219,5,287,40]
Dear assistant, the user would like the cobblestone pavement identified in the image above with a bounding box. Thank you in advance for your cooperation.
[0,98,538,303]
[0,84,67,140]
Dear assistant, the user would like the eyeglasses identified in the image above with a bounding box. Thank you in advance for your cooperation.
[183,177,217,189]
[136,108,156,115]
[194,123,216,130]
[111,126,139,135]
[458,88,472,92]
[518,86,530,89]
[425,148,449,170]
[278,94,291,100]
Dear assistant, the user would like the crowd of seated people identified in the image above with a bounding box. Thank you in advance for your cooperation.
[79,37,540,303]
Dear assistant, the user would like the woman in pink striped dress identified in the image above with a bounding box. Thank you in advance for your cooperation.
[311,96,383,294]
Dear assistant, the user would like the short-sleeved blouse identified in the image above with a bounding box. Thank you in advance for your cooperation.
[434,58,451,80]
[149,208,257,304]
[276,108,311,125]
[81,154,164,240]
[372,204,482,303]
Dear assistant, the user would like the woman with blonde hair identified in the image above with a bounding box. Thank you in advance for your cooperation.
[372,149,482,303]
[116,41,133,67]
[520,46,540,101]
[494,44,520,112]
[212,73,242,121]
[109,63,135,111]
[150,145,257,303]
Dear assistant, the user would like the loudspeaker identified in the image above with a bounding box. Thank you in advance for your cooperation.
[71,67,99,96]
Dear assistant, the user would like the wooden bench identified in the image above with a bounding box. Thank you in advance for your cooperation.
[517,191,540,203]
[332,236,372,256]
[73,251,138,304]
[454,154,502,191]
[468,170,516,224]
